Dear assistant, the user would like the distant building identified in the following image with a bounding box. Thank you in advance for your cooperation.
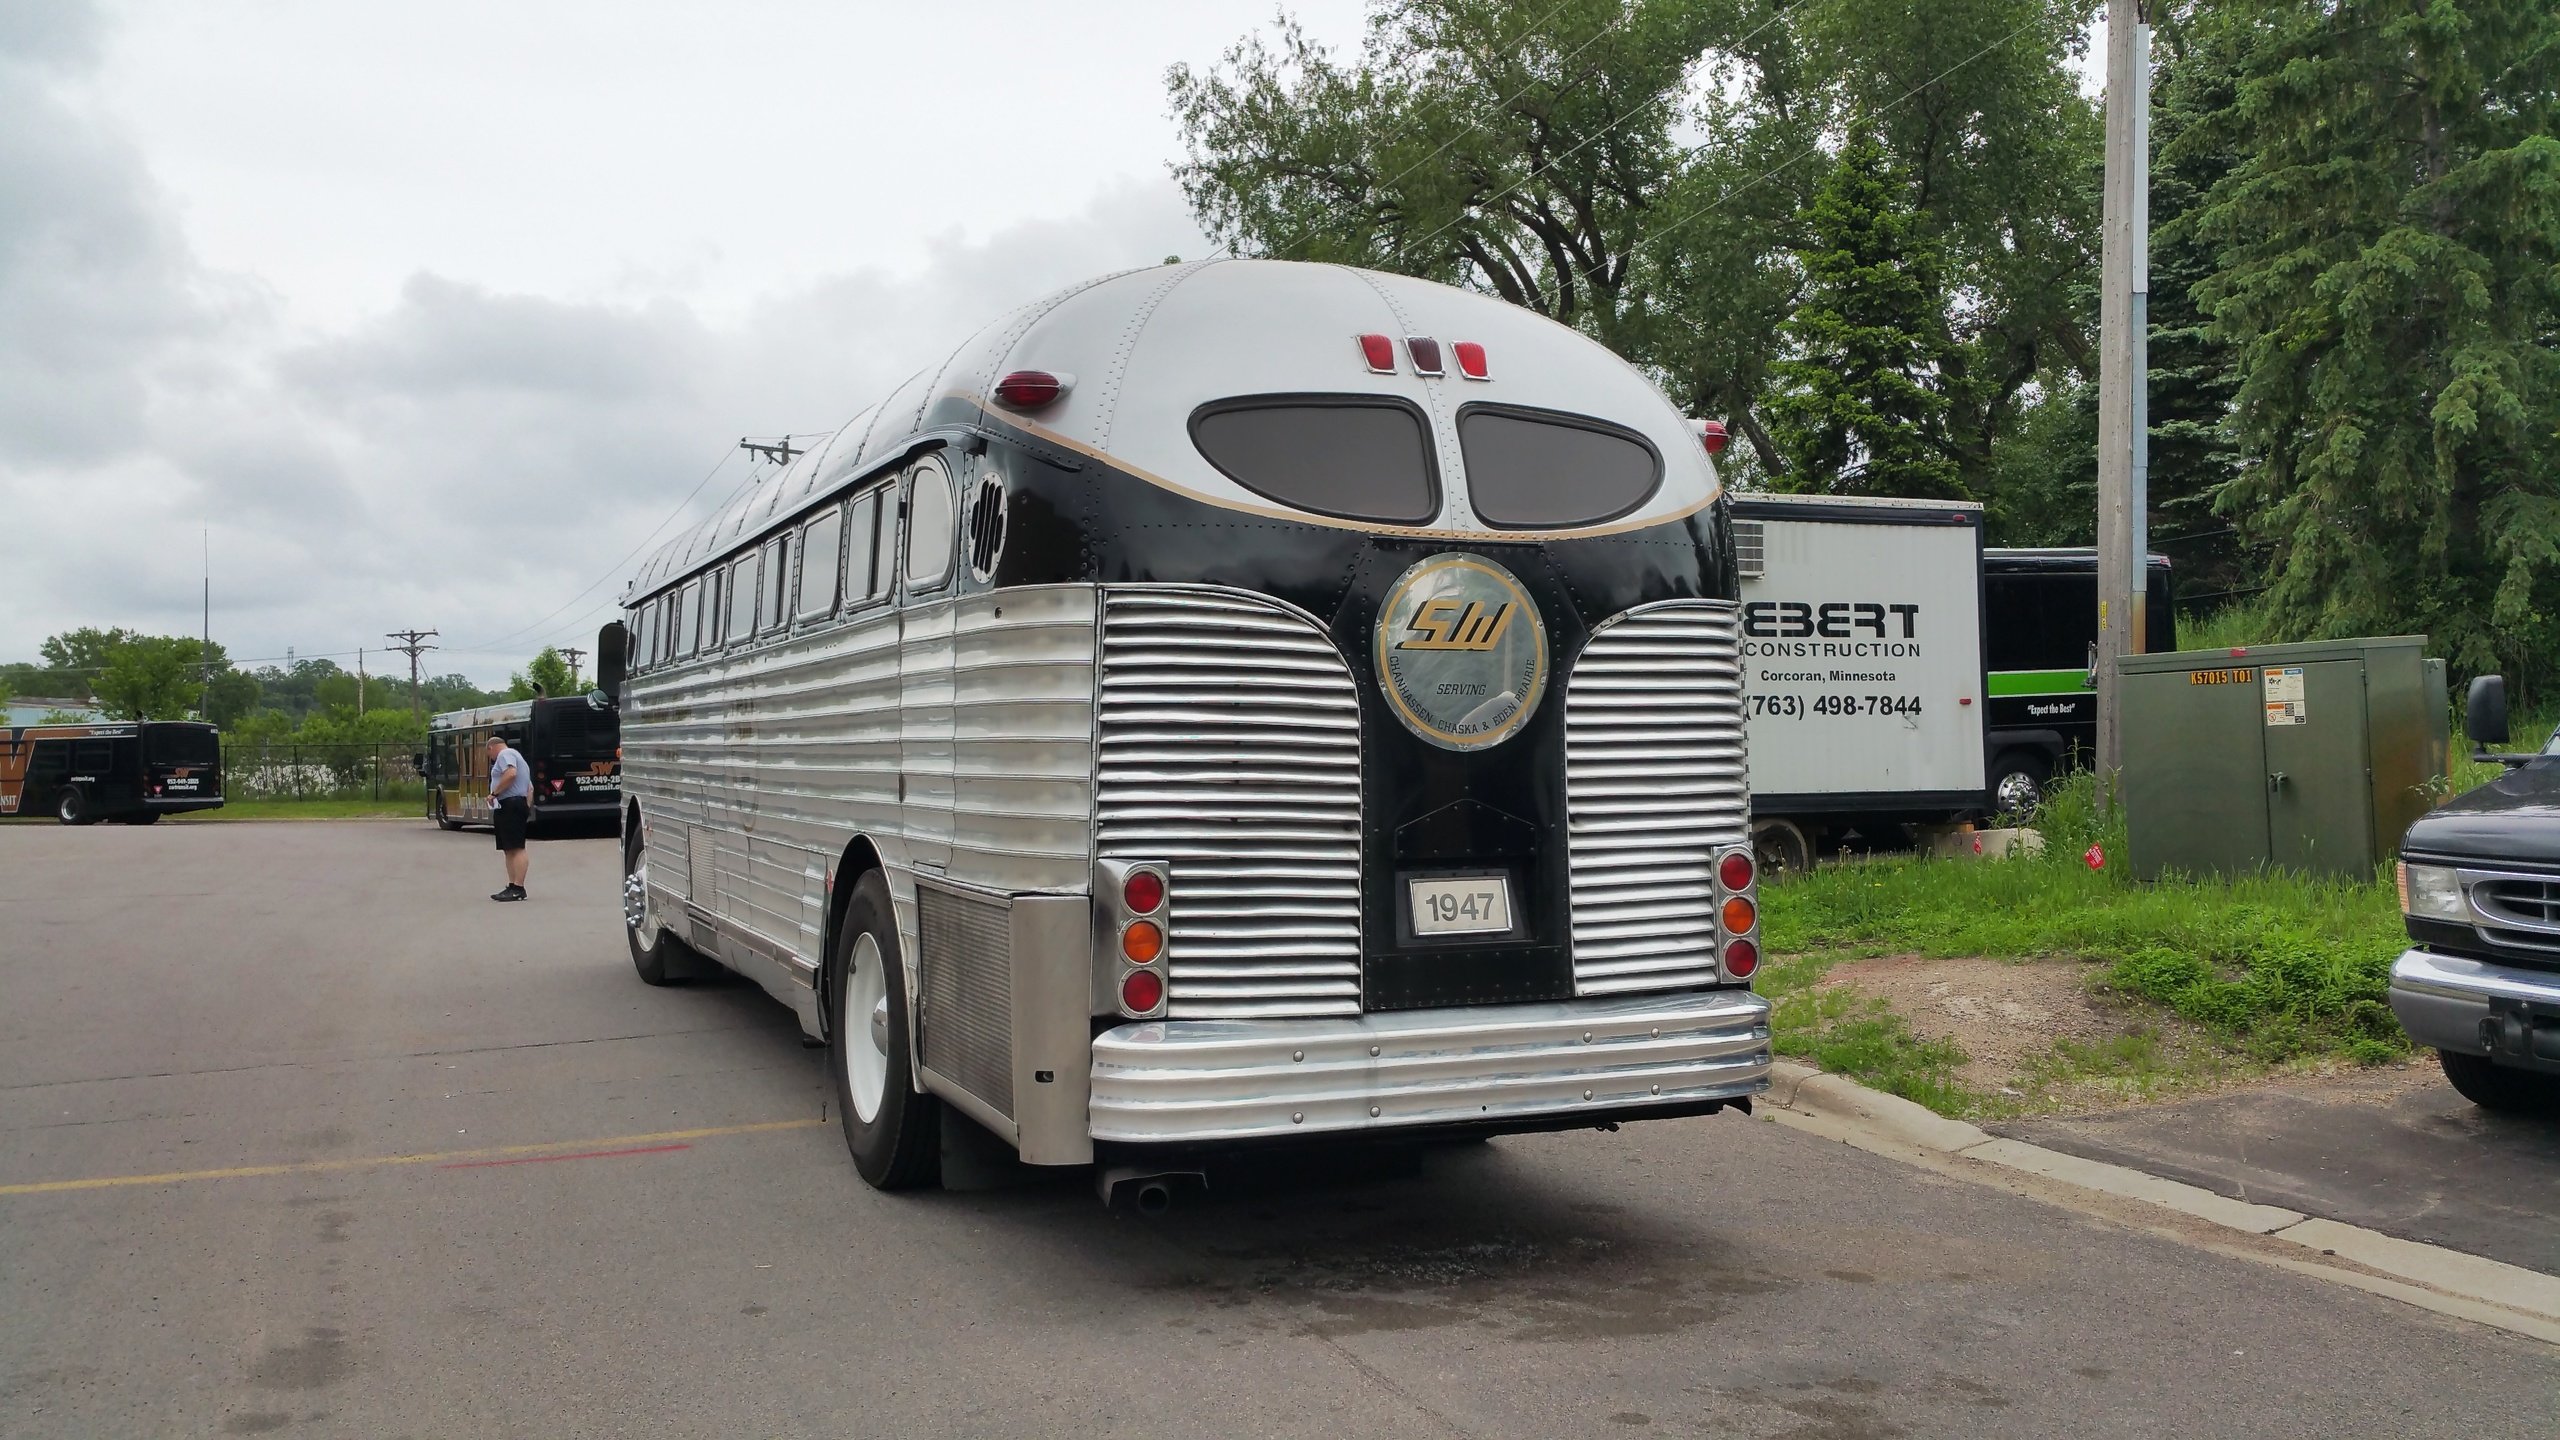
[3,698,105,726]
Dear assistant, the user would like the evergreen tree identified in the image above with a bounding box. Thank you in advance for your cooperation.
[2196,0,2560,690]
[1765,139,1963,498]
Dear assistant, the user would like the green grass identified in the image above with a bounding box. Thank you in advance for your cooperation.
[1759,773,2413,1115]
[172,797,424,821]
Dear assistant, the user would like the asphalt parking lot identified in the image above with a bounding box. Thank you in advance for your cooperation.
[2,821,2554,1438]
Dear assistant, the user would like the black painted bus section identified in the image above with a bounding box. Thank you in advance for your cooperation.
[1,721,224,824]
[423,696,622,831]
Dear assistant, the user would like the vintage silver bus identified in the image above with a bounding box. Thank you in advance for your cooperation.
[601,259,1769,1195]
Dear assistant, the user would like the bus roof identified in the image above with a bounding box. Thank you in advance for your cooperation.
[626,259,1719,600]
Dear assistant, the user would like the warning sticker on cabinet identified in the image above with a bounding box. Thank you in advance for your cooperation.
[2263,666,2307,726]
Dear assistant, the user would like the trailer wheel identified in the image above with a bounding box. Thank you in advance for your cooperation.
[827,869,940,1190]
[1752,819,1813,879]
[623,827,691,986]
[434,795,460,831]
[57,788,95,826]
[1989,749,2052,820]
[2438,1050,2559,1114]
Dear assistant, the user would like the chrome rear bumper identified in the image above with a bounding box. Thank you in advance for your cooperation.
[2388,948,2560,1055]
[1089,988,1771,1144]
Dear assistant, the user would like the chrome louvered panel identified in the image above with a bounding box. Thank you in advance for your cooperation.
[1564,600,1751,996]
[1097,588,1364,1020]
[917,884,1015,1119]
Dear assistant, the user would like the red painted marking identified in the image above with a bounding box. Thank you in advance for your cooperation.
[437,1143,690,1171]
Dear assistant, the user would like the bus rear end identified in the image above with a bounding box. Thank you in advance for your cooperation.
[526,697,621,825]
[138,723,223,815]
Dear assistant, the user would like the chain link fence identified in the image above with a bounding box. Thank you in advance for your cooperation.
[218,741,427,802]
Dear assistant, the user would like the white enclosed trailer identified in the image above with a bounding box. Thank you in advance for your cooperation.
[1730,494,1989,872]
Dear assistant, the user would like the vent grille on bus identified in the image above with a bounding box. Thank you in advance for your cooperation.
[1563,600,1751,996]
[1097,588,1363,1020]
[1732,519,1765,580]
[965,477,1006,582]
[916,884,1014,1119]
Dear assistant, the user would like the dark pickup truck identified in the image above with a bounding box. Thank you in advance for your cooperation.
[2389,676,2560,1111]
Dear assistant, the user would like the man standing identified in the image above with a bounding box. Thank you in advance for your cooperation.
[485,732,532,901]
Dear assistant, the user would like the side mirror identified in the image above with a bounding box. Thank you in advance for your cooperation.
[597,620,628,698]
[2465,674,2510,748]
[586,688,611,712]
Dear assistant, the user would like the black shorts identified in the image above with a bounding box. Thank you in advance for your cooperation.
[493,797,530,851]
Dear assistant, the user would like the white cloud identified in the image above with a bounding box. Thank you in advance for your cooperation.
[0,3,1234,685]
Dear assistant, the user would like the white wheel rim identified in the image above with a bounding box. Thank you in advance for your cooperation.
[623,848,656,941]
[845,933,890,1125]
[1997,772,2040,814]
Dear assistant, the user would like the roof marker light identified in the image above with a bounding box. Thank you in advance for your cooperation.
[1696,419,1731,456]
[1358,333,1397,373]
[994,371,1067,409]
[1406,336,1444,377]
[1453,341,1490,380]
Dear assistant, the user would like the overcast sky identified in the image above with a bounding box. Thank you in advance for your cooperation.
[0,0,1369,686]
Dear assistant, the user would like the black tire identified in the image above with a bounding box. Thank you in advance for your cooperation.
[434,796,460,831]
[828,870,940,1190]
[624,828,687,986]
[1989,749,2053,821]
[2438,1050,2560,1114]
[1752,818,1813,879]
[57,788,94,826]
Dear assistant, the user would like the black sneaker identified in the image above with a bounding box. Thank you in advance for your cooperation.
[492,885,525,902]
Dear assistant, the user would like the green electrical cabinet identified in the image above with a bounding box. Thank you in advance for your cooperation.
[2121,636,2442,880]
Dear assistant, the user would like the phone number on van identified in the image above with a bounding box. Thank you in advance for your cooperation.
[1749,694,1926,719]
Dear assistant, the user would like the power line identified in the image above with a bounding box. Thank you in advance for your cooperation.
[384,629,440,718]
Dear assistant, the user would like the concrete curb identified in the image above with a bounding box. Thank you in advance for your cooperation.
[1764,1059,2560,1343]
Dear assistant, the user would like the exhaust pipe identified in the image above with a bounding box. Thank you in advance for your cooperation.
[1098,1164,1205,1215]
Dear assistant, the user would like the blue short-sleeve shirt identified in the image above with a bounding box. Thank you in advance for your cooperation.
[488,745,532,802]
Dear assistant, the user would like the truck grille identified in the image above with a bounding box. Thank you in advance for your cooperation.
[1563,600,1751,996]
[2477,877,2560,932]
[1097,588,1364,1020]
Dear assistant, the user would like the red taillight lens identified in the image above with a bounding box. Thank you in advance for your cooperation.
[1724,939,1759,978]
[551,779,566,793]
[1453,341,1489,379]
[1405,336,1443,376]
[1718,851,1754,892]
[1699,420,1730,455]
[1121,968,1165,1014]
[1122,920,1164,964]
[994,370,1064,408]
[1721,896,1757,934]
[1123,869,1164,914]
[1357,333,1397,373]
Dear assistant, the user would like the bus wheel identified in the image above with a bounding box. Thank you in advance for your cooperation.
[1752,818,1812,879]
[828,870,940,1190]
[57,788,95,826]
[1990,750,2052,821]
[624,829,686,985]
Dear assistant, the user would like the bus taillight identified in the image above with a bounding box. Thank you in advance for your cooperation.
[1121,969,1164,1014]
[1123,868,1165,915]
[1101,858,1171,1017]
[1713,847,1759,984]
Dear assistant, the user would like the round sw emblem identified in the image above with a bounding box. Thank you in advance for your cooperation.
[1374,554,1549,751]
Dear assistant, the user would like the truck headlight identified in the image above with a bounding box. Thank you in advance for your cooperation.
[2396,862,2465,921]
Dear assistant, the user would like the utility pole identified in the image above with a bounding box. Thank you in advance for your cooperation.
[384,629,440,718]
[2094,0,2152,811]
[200,529,211,721]
[560,647,586,690]
[358,648,366,713]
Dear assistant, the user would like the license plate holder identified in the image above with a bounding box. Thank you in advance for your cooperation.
[1403,871,1520,943]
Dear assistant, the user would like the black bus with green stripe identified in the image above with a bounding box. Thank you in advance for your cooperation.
[1982,548,2174,811]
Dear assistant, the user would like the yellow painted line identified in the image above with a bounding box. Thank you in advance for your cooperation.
[0,1118,825,1197]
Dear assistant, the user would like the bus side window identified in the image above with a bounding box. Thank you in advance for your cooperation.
[679,578,703,655]
[73,740,113,773]
[843,489,880,605]
[29,741,68,782]
[870,479,901,597]
[724,555,755,645]
[905,458,953,591]
[798,504,844,621]
[760,534,789,633]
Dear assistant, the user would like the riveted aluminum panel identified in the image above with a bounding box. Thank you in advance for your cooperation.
[1096,587,1365,1020]
[1089,989,1770,1143]
[946,585,1099,894]
[1562,600,1751,995]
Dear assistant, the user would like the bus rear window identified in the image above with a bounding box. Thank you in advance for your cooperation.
[1457,407,1660,528]
[1189,398,1438,525]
